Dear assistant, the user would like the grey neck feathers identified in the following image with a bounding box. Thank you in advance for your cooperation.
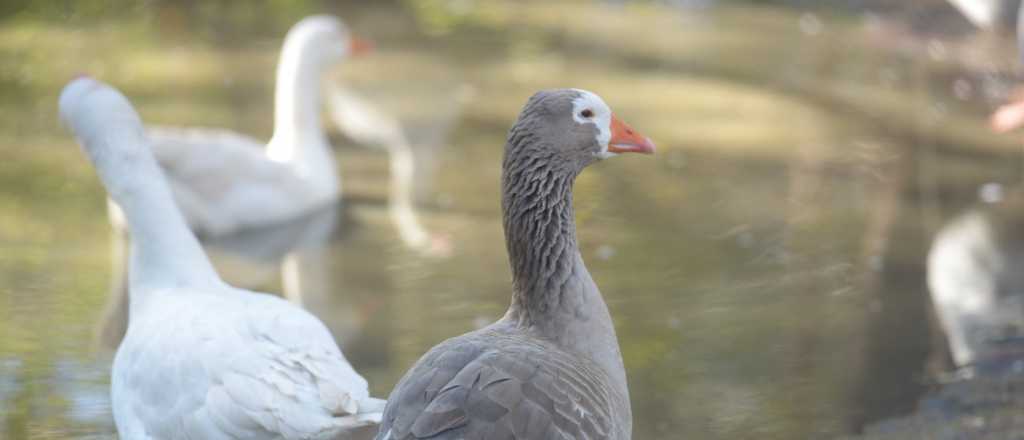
[502,123,581,320]
[502,168,578,319]
[500,118,631,413]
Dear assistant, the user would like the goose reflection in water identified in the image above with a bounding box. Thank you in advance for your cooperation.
[327,76,475,256]
[929,185,1024,375]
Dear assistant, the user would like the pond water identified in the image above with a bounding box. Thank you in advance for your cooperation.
[2,1,1023,438]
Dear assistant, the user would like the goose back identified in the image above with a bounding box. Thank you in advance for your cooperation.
[378,324,629,440]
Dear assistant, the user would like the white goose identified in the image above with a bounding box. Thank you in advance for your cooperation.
[60,76,386,439]
[96,15,364,353]
[107,15,365,238]
[928,198,1024,371]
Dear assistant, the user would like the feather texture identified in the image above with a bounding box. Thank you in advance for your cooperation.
[59,77,385,440]
[376,89,635,440]
[112,289,383,440]
[138,126,334,236]
[379,326,627,440]
[106,15,350,238]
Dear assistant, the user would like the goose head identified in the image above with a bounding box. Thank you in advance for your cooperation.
[283,15,371,68]
[59,76,144,157]
[504,88,655,176]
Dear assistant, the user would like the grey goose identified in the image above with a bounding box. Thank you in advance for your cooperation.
[377,88,655,440]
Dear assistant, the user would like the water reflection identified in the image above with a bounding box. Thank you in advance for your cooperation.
[929,185,1024,374]
[326,81,470,256]
[853,184,1024,438]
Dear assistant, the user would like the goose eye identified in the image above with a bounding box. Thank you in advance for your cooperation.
[580,109,594,118]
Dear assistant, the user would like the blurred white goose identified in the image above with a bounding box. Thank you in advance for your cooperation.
[96,14,370,353]
[60,76,385,439]
[108,15,370,237]
[928,187,1024,371]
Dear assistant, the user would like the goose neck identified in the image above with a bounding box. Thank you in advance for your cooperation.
[267,43,339,195]
[271,49,328,148]
[85,121,222,308]
[500,154,630,410]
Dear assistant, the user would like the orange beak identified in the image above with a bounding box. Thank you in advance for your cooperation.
[608,114,655,154]
[349,36,374,56]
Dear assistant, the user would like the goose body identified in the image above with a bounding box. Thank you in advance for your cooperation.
[377,89,655,440]
[140,126,329,235]
[60,77,385,439]
[108,15,357,237]
[113,286,382,439]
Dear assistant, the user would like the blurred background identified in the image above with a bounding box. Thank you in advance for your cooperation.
[4,0,1024,438]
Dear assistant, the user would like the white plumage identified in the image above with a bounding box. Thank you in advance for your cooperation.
[107,15,351,238]
[113,289,384,439]
[928,196,1024,370]
[140,126,331,236]
[60,76,385,439]
[112,289,383,439]
[107,14,447,256]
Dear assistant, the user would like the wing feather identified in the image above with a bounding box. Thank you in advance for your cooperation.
[377,328,625,440]
[113,289,381,439]
[142,126,326,235]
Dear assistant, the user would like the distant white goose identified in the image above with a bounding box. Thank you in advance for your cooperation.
[107,15,369,238]
[60,76,385,439]
[928,188,1024,371]
[96,14,371,354]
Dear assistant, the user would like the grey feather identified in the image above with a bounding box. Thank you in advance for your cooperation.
[380,327,626,439]
[376,89,633,440]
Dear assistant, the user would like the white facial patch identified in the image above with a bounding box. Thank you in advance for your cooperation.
[570,89,615,159]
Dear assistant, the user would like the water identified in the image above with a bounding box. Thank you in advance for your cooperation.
[2,1,1023,438]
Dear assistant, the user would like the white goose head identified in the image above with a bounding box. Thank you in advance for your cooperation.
[281,15,371,70]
